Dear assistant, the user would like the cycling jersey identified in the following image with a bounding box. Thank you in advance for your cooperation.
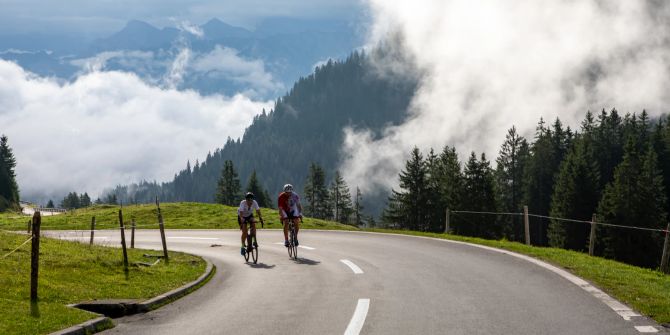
[278,192,300,218]
[238,199,259,218]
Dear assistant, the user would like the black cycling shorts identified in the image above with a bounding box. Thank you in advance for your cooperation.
[238,215,254,226]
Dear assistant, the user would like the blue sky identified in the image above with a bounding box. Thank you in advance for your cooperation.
[0,0,365,35]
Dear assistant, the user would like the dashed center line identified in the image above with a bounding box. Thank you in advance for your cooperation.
[635,326,659,333]
[344,298,370,335]
[340,259,364,274]
[167,237,219,240]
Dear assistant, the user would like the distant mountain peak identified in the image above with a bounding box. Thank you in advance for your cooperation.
[122,20,159,33]
[201,18,253,39]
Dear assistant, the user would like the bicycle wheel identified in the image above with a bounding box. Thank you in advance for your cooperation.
[290,228,298,260]
[244,234,251,262]
[287,238,294,258]
[251,244,258,264]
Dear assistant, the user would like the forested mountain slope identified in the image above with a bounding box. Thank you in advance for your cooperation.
[110,51,418,210]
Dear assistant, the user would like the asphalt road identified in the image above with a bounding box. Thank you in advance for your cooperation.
[47,229,667,335]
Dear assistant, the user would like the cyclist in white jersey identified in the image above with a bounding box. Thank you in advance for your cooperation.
[238,192,264,256]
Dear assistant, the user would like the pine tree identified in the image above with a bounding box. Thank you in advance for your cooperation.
[329,171,354,224]
[79,192,92,208]
[215,160,241,206]
[384,147,429,231]
[524,118,567,245]
[46,200,54,208]
[495,126,530,241]
[458,152,499,238]
[548,138,600,250]
[303,163,330,219]
[0,135,19,211]
[597,138,667,267]
[353,187,364,227]
[246,170,271,208]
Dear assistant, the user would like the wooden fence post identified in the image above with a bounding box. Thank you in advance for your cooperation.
[524,206,530,245]
[589,214,597,257]
[89,216,96,246]
[661,223,670,274]
[118,210,129,271]
[27,219,31,234]
[30,212,41,302]
[445,208,450,234]
[156,197,169,263]
[131,219,136,249]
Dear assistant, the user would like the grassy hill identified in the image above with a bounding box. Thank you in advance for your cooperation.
[0,230,206,335]
[0,202,359,231]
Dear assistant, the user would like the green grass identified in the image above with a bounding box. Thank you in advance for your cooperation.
[0,231,207,335]
[365,228,670,325]
[0,202,358,231]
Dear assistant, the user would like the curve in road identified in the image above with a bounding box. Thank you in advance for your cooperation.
[46,229,667,335]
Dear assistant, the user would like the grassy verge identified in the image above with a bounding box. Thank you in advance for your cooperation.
[365,228,670,325]
[0,231,206,335]
[0,202,357,231]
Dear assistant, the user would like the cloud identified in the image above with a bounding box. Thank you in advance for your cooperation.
[342,0,670,195]
[190,45,283,96]
[0,60,273,202]
[70,50,154,73]
[69,45,283,97]
[177,20,204,38]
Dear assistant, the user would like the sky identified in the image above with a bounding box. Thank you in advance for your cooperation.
[0,0,364,35]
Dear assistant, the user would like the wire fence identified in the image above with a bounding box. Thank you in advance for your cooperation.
[1,236,33,259]
[448,207,670,273]
[452,210,670,234]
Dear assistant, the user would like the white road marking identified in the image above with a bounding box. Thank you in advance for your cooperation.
[59,236,108,240]
[340,259,364,274]
[635,326,658,333]
[344,299,370,335]
[167,237,219,240]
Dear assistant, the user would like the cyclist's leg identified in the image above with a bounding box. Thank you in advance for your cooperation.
[250,218,257,246]
[240,222,248,247]
[293,217,300,245]
[280,209,289,242]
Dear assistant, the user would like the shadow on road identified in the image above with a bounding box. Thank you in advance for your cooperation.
[246,262,276,269]
[293,258,320,266]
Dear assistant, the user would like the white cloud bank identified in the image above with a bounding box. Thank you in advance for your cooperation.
[343,0,670,195]
[0,60,273,201]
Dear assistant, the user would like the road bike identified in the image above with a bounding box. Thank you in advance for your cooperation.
[242,218,262,264]
[286,216,299,260]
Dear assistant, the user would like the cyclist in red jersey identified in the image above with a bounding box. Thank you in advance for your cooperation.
[278,184,302,247]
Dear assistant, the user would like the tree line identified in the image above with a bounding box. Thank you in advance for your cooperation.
[215,160,366,226]
[383,109,669,269]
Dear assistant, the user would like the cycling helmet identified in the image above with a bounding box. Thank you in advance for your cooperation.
[283,184,294,192]
[245,192,254,199]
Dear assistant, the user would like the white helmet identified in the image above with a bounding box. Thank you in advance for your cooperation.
[283,184,294,192]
